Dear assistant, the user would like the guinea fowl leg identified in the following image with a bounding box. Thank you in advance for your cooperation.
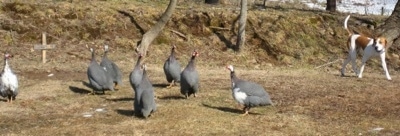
[114,83,119,90]
[184,93,188,99]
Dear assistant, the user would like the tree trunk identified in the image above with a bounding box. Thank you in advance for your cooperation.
[263,0,267,8]
[326,0,336,12]
[205,0,219,4]
[135,0,177,56]
[235,0,247,52]
[376,1,400,48]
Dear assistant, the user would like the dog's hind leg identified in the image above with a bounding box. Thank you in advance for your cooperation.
[358,53,371,79]
[349,50,359,76]
[341,56,352,76]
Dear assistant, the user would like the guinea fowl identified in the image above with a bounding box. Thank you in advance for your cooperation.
[87,48,114,94]
[180,50,199,99]
[163,45,181,88]
[226,65,273,116]
[129,53,143,92]
[134,64,157,118]
[0,53,19,103]
[100,45,123,89]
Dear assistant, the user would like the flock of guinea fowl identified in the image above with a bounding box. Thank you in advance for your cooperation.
[0,45,273,118]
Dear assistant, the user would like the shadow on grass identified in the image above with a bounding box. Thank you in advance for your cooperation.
[105,97,134,102]
[115,109,134,117]
[158,95,185,100]
[69,81,110,95]
[0,99,7,102]
[115,109,148,118]
[69,86,91,94]
[152,83,169,88]
[202,103,242,114]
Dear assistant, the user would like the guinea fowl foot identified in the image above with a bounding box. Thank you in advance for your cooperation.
[240,111,249,116]
[166,82,174,89]
[240,107,249,116]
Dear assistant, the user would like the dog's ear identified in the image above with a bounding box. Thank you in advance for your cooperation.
[383,38,387,45]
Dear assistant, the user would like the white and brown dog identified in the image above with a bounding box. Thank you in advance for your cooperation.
[341,15,391,80]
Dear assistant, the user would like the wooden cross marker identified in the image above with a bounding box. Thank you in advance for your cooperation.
[34,33,56,63]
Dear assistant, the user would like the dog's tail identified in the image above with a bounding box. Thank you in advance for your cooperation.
[344,15,352,36]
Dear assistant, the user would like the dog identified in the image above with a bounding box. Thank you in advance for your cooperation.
[341,15,391,80]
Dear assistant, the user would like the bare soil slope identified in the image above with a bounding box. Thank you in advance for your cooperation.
[0,0,399,135]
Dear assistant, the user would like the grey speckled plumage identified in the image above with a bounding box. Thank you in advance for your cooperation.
[226,65,272,115]
[87,48,114,94]
[100,45,123,89]
[129,54,143,92]
[133,64,157,118]
[0,53,18,103]
[163,45,181,87]
[180,50,199,98]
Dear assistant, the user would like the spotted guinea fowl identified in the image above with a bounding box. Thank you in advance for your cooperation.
[100,45,123,89]
[129,53,143,92]
[226,65,273,116]
[163,45,181,88]
[0,52,18,103]
[87,48,114,94]
[180,50,199,99]
[134,64,157,118]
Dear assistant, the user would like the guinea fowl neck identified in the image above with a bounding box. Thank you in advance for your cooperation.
[134,56,142,69]
[230,71,239,83]
[91,50,96,62]
[103,50,109,59]
[3,58,10,73]
[187,55,196,69]
[169,48,176,60]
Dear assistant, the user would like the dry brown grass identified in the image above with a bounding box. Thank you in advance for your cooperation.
[1,61,400,135]
[0,0,399,135]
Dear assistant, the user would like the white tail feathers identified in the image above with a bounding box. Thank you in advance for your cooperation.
[344,15,352,35]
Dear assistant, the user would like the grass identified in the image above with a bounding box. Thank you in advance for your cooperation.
[1,64,400,135]
[0,0,399,135]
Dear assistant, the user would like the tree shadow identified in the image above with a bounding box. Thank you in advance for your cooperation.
[202,103,242,114]
[158,95,185,100]
[105,97,134,102]
[202,12,236,51]
[117,10,145,35]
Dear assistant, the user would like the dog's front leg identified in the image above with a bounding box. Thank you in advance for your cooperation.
[380,53,392,80]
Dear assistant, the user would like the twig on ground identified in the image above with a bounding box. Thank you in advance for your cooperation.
[315,59,343,69]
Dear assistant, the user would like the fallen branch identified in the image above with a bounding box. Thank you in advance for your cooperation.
[170,29,187,40]
[209,26,230,31]
[315,59,343,69]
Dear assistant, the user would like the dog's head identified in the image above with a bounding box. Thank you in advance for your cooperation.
[373,37,387,52]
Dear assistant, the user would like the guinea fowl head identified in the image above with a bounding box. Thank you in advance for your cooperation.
[226,65,234,72]
[104,45,109,54]
[4,53,12,60]
[138,53,143,60]
[191,50,199,59]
